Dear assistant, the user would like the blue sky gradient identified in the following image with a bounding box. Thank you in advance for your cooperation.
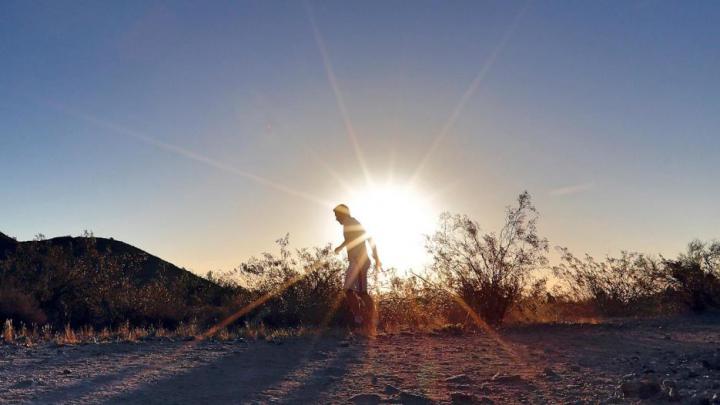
[2,1,719,273]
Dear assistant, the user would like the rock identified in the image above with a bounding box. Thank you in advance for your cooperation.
[667,387,682,402]
[62,369,71,375]
[490,374,526,385]
[450,392,494,404]
[689,393,711,405]
[11,379,33,389]
[15,336,31,346]
[349,393,382,404]
[542,367,560,379]
[662,379,677,389]
[322,366,345,376]
[577,359,592,367]
[384,384,401,395]
[702,353,720,371]
[397,391,435,404]
[621,380,661,399]
[445,374,473,384]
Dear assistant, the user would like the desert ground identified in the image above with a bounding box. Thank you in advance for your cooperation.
[1,315,719,404]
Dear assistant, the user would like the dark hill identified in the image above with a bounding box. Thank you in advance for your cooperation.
[25,235,212,288]
[0,232,239,327]
[0,231,17,256]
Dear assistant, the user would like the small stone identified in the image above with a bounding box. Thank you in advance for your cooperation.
[62,369,71,375]
[621,380,661,399]
[349,393,382,404]
[12,379,33,389]
[445,374,473,384]
[662,379,677,389]
[689,393,711,405]
[384,384,401,395]
[668,387,682,402]
[542,367,560,379]
[490,374,526,385]
[702,354,720,371]
[450,392,493,404]
[397,391,435,404]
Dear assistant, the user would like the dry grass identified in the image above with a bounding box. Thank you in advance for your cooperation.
[0,318,318,347]
[3,319,14,343]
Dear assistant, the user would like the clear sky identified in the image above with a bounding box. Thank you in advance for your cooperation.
[2,1,719,275]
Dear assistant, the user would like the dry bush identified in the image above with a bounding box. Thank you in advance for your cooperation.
[426,192,549,326]
[552,249,668,317]
[220,235,350,328]
[376,274,454,332]
[0,287,47,325]
[3,319,14,343]
[662,240,720,312]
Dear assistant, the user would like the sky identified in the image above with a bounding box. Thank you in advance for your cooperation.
[1,1,719,275]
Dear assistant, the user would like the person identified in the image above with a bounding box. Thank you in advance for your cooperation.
[333,204,381,334]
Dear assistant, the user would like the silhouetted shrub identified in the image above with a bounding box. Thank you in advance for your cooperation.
[376,273,455,331]
[662,240,720,312]
[552,249,667,316]
[221,235,350,327]
[0,286,47,325]
[426,192,549,326]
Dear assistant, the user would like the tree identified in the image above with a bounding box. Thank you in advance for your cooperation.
[426,191,549,326]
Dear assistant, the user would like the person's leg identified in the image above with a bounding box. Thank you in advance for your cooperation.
[344,289,362,326]
[356,264,376,335]
[359,292,377,335]
[344,262,366,326]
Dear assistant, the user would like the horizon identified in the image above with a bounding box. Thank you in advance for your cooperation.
[2,1,719,276]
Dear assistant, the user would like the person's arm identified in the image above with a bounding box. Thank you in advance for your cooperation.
[368,237,381,270]
[333,240,348,254]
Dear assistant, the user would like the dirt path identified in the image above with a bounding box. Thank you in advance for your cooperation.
[1,315,719,404]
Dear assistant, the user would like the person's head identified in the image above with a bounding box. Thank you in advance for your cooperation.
[333,204,351,224]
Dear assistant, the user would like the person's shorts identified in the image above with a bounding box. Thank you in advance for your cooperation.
[344,260,370,293]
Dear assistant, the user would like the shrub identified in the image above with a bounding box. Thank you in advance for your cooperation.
[662,240,720,312]
[0,286,47,325]
[376,272,455,331]
[552,249,667,316]
[426,192,549,326]
[222,235,350,327]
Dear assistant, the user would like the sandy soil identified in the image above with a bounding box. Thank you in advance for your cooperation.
[1,315,719,404]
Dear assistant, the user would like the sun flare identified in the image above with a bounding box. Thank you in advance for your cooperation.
[347,183,436,272]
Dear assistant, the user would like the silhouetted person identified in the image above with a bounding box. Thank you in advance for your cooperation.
[333,204,381,334]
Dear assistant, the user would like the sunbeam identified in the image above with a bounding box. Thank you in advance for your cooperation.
[411,271,558,402]
[304,145,355,194]
[46,103,334,208]
[409,0,532,187]
[306,2,374,187]
[201,258,330,340]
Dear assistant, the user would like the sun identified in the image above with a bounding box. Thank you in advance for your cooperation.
[347,182,436,272]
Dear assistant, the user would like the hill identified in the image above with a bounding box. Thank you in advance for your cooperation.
[0,232,239,327]
[0,231,18,256]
